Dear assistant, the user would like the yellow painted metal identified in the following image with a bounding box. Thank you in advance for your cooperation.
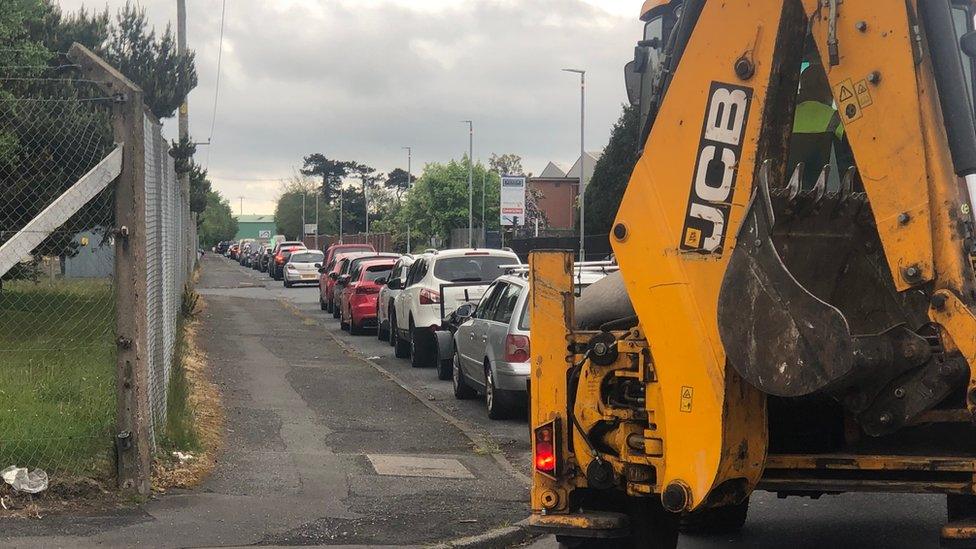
[800,1,938,291]
[528,251,576,514]
[766,454,976,473]
[611,0,781,509]
[641,0,670,20]
[930,290,976,416]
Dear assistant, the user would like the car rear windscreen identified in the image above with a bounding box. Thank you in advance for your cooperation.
[364,265,393,282]
[433,256,516,283]
[291,252,324,263]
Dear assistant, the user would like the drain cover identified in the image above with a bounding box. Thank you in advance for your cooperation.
[367,455,474,479]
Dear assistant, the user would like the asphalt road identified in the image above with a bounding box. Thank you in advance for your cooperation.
[239,257,953,549]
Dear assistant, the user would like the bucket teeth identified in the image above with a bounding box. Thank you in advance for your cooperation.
[811,164,828,206]
[787,162,803,203]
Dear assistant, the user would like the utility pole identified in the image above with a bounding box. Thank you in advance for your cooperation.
[403,146,412,253]
[339,184,344,244]
[481,171,486,246]
[563,68,586,263]
[363,173,370,238]
[301,191,306,242]
[462,120,473,248]
[314,193,319,250]
[238,196,244,216]
[177,0,189,179]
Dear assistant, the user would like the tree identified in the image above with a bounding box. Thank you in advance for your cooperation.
[584,104,640,236]
[399,157,501,245]
[198,190,238,246]
[489,153,525,176]
[301,154,354,205]
[273,176,336,240]
[103,2,197,120]
[384,168,415,202]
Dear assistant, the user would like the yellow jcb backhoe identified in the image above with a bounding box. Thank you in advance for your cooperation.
[528,0,976,547]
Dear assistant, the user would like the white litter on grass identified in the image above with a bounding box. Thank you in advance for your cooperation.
[366,356,382,361]
[1,466,49,494]
[172,451,195,463]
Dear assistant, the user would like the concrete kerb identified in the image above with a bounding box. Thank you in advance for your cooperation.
[277,297,533,488]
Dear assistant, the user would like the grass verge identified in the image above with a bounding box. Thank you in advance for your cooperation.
[153,289,223,491]
[0,278,116,478]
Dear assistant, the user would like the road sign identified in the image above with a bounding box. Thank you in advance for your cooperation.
[303,223,317,236]
[258,230,272,239]
[500,175,526,227]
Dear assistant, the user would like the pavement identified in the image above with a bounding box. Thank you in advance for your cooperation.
[0,254,956,548]
[0,254,529,548]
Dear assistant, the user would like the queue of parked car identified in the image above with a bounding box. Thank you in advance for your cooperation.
[214,237,616,420]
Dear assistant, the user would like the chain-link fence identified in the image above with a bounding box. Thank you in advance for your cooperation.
[144,114,195,448]
[0,82,118,479]
[0,51,197,488]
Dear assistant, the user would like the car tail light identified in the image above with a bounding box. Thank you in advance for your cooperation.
[356,285,379,295]
[504,334,530,363]
[275,255,285,264]
[534,419,560,478]
[420,288,441,304]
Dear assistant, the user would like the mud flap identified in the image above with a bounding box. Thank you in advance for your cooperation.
[718,161,854,398]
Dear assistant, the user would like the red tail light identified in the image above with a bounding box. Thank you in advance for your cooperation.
[534,420,559,477]
[420,288,441,305]
[275,255,285,264]
[504,334,530,363]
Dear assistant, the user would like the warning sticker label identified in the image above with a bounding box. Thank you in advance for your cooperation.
[855,79,873,109]
[835,78,862,123]
[680,386,694,413]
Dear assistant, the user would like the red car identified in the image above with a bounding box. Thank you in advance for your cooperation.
[320,251,379,313]
[339,258,396,335]
[324,242,375,268]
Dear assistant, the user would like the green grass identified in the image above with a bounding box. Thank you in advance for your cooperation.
[158,316,201,454]
[0,278,116,478]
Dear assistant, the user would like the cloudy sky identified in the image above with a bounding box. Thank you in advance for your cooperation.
[57,0,642,214]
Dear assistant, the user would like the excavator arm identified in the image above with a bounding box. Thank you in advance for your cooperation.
[530,1,976,547]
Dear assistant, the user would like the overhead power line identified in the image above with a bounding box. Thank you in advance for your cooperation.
[206,0,228,168]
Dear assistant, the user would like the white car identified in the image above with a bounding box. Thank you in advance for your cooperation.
[283,249,325,288]
[376,255,415,343]
[391,248,520,368]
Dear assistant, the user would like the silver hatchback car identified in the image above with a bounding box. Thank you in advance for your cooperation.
[452,275,530,420]
[283,249,325,288]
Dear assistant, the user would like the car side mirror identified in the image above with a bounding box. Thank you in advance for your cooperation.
[314,263,322,269]
[376,278,388,286]
[456,303,476,321]
[329,272,339,280]
[338,274,351,285]
[387,278,402,290]
[962,30,976,59]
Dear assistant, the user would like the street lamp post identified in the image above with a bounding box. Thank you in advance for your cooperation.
[462,120,474,248]
[403,146,412,252]
[301,191,306,242]
[563,68,586,263]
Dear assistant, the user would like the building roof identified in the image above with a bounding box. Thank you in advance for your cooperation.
[566,150,605,180]
[539,161,571,178]
[234,214,275,223]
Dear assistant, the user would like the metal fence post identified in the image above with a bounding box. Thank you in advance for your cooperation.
[68,43,152,494]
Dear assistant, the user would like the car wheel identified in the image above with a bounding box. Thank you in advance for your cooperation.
[410,321,432,368]
[388,307,397,347]
[320,295,328,311]
[453,351,476,400]
[393,315,410,359]
[332,301,341,319]
[377,319,387,341]
[436,342,453,381]
[284,279,293,288]
[485,363,516,420]
[349,315,363,335]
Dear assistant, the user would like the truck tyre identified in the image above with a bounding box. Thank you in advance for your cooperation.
[410,321,432,368]
[948,495,976,522]
[393,314,410,358]
[453,352,476,400]
[485,363,516,420]
[680,498,749,535]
